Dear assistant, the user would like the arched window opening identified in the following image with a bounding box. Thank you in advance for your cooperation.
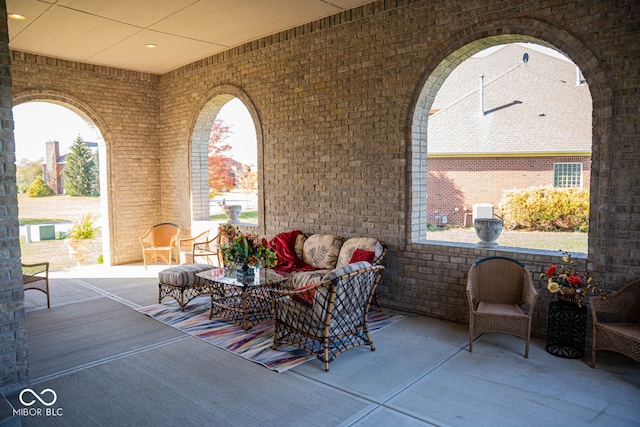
[413,42,592,253]
[210,99,258,224]
[191,93,260,233]
[13,101,108,271]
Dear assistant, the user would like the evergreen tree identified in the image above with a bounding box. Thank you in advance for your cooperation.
[91,149,100,196]
[64,135,97,196]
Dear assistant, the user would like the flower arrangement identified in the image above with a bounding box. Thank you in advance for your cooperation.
[218,224,277,268]
[540,252,606,307]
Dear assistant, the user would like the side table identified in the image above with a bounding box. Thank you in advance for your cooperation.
[546,300,587,358]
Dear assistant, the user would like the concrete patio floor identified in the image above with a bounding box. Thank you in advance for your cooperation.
[7,263,640,426]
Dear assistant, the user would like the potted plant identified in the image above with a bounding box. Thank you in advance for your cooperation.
[65,213,100,265]
[540,251,606,307]
[218,224,277,279]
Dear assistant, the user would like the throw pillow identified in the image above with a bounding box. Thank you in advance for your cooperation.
[350,248,375,264]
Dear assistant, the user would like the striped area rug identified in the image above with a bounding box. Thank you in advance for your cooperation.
[137,296,402,372]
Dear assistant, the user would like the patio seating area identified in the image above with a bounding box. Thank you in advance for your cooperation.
[8,263,640,426]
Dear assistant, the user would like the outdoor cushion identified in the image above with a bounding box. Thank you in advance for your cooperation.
[313,261,373,320]
[294,232,307,259]
[335,237,384,269]
[286,269,329,290]
[158,264,215,287]
[302,234,343,270]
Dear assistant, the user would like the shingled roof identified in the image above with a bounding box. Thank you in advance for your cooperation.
[428,43,592,155]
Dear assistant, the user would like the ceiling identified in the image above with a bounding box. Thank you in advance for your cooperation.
[7,0,374,74]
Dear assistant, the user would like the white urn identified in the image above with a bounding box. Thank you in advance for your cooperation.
[474,218,503,248]
[223,204,243,224]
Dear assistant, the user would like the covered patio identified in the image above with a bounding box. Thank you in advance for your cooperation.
[2,0,640,422]
[6,264,640,426]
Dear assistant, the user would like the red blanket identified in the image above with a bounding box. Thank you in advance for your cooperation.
[269,230,319,273]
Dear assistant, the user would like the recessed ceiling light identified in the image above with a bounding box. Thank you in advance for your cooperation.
[8,13,26,20]
[145,44,157,48]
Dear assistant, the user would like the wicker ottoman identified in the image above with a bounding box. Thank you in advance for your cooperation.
[158,264,216,310]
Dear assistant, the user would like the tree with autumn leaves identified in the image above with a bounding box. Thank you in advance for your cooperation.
[208,119,235,195]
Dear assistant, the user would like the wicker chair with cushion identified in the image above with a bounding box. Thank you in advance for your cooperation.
[22,262,50,308]
[140,223,180,269]
[590,278,640,368]
[271,261,384,371]
[466,256,538,358]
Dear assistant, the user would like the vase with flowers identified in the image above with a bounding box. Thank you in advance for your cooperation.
[540,251,606,307]
[218,224,278,280]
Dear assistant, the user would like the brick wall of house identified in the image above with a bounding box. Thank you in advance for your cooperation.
[427,155,592,226]
[2,0,639,393]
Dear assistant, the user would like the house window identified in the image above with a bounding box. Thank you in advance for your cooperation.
[554,163,582,188]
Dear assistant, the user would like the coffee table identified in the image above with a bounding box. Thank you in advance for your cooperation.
[196,268,290,332]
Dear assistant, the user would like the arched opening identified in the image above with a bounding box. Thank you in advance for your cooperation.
[190,87,262,234]
[421,42,591,253]
[410,31,607,265]
[12,98,110,270]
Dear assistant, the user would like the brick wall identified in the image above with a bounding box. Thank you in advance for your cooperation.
[2,0,639,392]
[427,155,591,226]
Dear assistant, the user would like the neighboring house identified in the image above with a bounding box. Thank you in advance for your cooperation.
[427,43,591,226]
[43,140,98,194]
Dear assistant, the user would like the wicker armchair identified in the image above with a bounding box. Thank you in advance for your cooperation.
[590,278,640,368]
[177,230,222,265]
[140,223,180,269]
[22,262,50,308]
[271,262,384,371]
[466,256,538,358]
[192,232,222,266]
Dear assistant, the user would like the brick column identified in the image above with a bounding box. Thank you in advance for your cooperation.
[0,1,30,395]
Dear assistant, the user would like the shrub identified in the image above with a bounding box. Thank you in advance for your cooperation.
[500,186,589,232]
[17,159,44,194]
[67,213,99,240]
[26,177,54,197]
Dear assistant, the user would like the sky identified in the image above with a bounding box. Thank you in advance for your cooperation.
[12,98,257,166]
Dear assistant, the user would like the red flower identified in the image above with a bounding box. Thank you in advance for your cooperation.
[567,275,583,287]
[546,265,557,276]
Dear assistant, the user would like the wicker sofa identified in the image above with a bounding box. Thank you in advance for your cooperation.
[269,231,387,290]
